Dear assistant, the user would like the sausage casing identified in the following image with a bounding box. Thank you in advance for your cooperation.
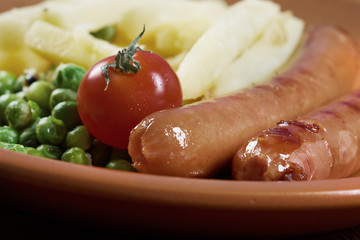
[128,25,360,178]
[232,90,360,181]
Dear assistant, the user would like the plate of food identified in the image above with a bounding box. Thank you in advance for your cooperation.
[1,0,360,238]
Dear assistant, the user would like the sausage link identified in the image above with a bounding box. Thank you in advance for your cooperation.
[128,25,360,178]
[232,90,360,181]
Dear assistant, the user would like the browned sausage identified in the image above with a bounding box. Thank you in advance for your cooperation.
[232,90,360,181]
[128,25,360,178]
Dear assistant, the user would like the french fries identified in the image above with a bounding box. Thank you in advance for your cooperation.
[211,11,304,97]
[176,0,304,100]
[25,20,120,69]
[0,2,51,75]
[37,0,129,31]
[118,0,227,58]
[177,0,281,100]
[0,0,304,102]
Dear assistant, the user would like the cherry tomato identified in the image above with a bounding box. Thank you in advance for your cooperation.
[77,49,182,149]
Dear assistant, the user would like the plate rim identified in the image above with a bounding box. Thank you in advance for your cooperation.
[2,148,360,211]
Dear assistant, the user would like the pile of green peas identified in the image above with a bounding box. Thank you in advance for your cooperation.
[0,63,136,172]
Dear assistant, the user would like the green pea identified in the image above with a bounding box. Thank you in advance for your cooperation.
[0,141,7,147]
[25,147,47,157]
[37,144,62,159]
[0,82,12,95]
[36,116,67,145]
[61,147,89,165]
[29,117,40,130]
[65,125,92,150]
[0,141,9,148]
[19,127,39,147]
[0,70,17,94]
[0,93,22,125]
[5,99,32,129]
[105,159,136,172]
[13,74,25,93]
[51,63,86,92]
[2,143,45,158]
[90,25,116,42]
[27,100,42,123]
[52,101,81,130]
[25,80,54,112]
[2,142,26,153]
[49,88,77,110]
[89,139,112,167]
[27,100,48,126]
[0,126,19,144]
[15,91,27,100]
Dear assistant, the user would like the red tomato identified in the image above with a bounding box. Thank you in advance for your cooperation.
[77,50,182,149]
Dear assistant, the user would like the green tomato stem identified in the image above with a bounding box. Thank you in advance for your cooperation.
[102,25,146,91]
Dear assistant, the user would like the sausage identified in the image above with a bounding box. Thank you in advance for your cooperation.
[232,90,360,181]
[128,25,360,178]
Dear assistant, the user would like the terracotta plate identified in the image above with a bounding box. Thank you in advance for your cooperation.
[1,0,360,238]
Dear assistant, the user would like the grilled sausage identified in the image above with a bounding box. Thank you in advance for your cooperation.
[128,25,360,178]
[232,90,360,181]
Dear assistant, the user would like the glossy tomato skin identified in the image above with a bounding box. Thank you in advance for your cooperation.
[77,50,182,149]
